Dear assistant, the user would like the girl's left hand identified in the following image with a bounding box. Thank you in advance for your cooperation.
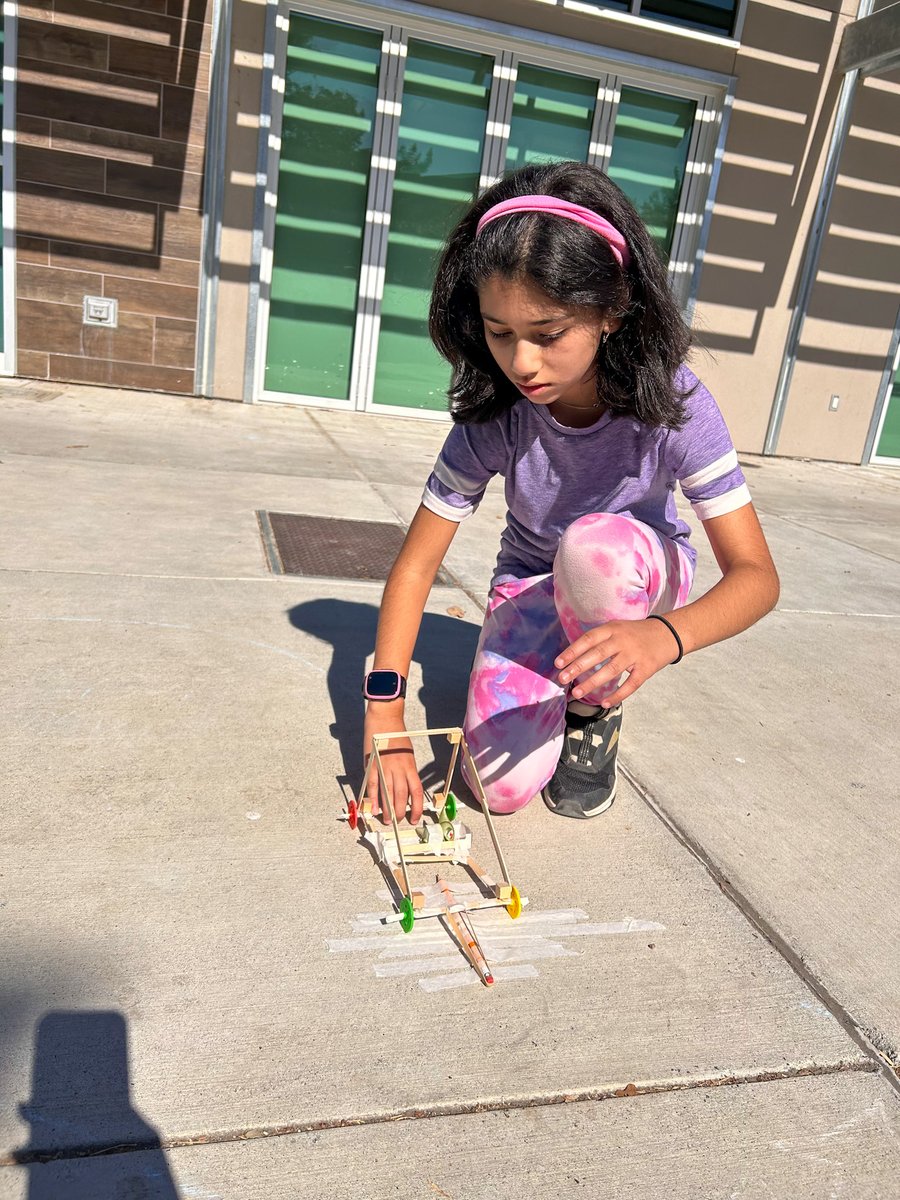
[555,617,681,707]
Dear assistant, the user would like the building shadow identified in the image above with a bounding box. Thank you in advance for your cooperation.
[13,1011,179,1200]
[287,598,480,794]
[17,0,209,265]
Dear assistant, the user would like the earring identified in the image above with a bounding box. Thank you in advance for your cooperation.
[601,331,609,345]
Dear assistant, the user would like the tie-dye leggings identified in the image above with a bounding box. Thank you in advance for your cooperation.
[463,512,694,815]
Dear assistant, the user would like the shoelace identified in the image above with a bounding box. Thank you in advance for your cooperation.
[576,719,600,765]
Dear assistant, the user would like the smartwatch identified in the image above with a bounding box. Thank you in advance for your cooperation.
[362,670,407,701]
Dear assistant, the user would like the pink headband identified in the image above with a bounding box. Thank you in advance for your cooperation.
[476,195,631,270]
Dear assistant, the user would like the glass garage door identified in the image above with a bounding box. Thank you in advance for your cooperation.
[259,7,720,415]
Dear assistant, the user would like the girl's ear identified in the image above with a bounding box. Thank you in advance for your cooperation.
[605,315,624,335]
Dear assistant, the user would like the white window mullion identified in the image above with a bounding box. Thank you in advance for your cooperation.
[479,51,516,192]
[1,2,17,376]
[350,25,406,412]
[669,95,717,306]
[248,0,285,404]
[587,74,616,171]
[665,94,708,302]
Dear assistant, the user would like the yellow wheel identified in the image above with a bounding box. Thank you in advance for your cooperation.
[506,885,522,919]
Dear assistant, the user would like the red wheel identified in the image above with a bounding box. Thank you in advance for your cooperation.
[347,800,358,830]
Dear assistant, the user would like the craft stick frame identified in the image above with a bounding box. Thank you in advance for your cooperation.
[349,726,522,936]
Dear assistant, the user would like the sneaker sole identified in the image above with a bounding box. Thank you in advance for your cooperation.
[541,778,617,819]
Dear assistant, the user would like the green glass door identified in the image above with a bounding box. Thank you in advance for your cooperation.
[264,14,382,399]
[260,12,715,416]
[875,358,900,460]
[505,63,598,170]
[607,87,695,258]
[370,41,493,412]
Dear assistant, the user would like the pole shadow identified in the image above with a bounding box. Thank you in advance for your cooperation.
[288,598,481,792]
[14,1010,179,1200]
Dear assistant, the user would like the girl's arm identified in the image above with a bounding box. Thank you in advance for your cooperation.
[364,504,460,823]
[656,502,780,657]
[556,504,779,706]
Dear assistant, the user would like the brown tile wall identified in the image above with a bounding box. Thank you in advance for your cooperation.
[16,0,213,394]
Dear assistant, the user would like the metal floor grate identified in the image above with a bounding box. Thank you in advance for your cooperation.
[257,511,452,583]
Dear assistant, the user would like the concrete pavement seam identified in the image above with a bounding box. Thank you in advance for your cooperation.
[619,762,900,1099]
[3,1059,877,1166]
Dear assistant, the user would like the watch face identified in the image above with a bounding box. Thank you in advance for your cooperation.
[365,670,402,699]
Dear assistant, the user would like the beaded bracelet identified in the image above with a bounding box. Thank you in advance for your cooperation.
[647,614,684,665]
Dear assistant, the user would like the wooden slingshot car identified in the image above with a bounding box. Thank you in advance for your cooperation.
[343,726,524,986]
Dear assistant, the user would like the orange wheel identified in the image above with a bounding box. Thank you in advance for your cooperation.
[506,885,522,919]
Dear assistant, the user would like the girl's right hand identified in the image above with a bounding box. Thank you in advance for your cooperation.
[363,704,425,825]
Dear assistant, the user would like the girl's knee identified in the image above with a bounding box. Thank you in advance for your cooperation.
[483,784,536,815]
[556,512,644,571]
[461,738,550,816]
[555,512,649,615]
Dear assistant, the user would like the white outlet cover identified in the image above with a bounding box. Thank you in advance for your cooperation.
[83,296,118,327]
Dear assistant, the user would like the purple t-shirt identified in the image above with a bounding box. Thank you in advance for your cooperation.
[422,364,751,584]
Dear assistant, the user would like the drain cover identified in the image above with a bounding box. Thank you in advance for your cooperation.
[257,511,451,583]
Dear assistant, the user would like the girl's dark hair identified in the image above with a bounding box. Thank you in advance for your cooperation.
[428,161,692,428]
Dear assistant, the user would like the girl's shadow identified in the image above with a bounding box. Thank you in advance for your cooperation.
[288,599,481,794]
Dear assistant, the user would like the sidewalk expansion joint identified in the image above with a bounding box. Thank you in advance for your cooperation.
[620,761,900,1100]
[3,1060,876,1167]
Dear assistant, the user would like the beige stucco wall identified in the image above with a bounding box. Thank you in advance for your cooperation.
[212,0,900,463]
[211,0,268,401]
[775,68,900,460]
[692,0,845,453]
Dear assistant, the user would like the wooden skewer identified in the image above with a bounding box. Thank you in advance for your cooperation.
[372,745,412,900]
[356,750,374,808]
[460,739,511,886]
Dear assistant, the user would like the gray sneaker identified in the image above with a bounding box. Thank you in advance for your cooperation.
[541,703,622,819]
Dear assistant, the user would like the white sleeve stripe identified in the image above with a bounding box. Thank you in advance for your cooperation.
[681,449,739,492]
[421,487,475,523]
[692,484,752,521]
[433,457,486,496]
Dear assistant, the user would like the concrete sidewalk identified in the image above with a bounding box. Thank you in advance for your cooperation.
[1,379,899,1198]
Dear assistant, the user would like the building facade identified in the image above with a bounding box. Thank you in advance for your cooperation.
[6,0,900,463]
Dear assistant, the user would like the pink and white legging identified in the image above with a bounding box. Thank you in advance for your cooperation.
[463,513,694,815]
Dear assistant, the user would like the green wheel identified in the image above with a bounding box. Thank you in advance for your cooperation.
[399,896,415,934]
[444,792,457,821]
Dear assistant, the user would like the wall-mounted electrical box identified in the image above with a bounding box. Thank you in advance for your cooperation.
[829,394,840,412]
[83,296,118,327]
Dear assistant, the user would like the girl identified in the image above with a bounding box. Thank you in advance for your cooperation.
[362,160,779,823]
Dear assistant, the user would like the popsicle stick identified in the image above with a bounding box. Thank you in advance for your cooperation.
[440,740,461,811]
[372,726,462,746]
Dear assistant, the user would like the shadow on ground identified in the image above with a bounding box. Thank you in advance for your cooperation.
[288,598,481,792]
[13,1011,179,1199]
